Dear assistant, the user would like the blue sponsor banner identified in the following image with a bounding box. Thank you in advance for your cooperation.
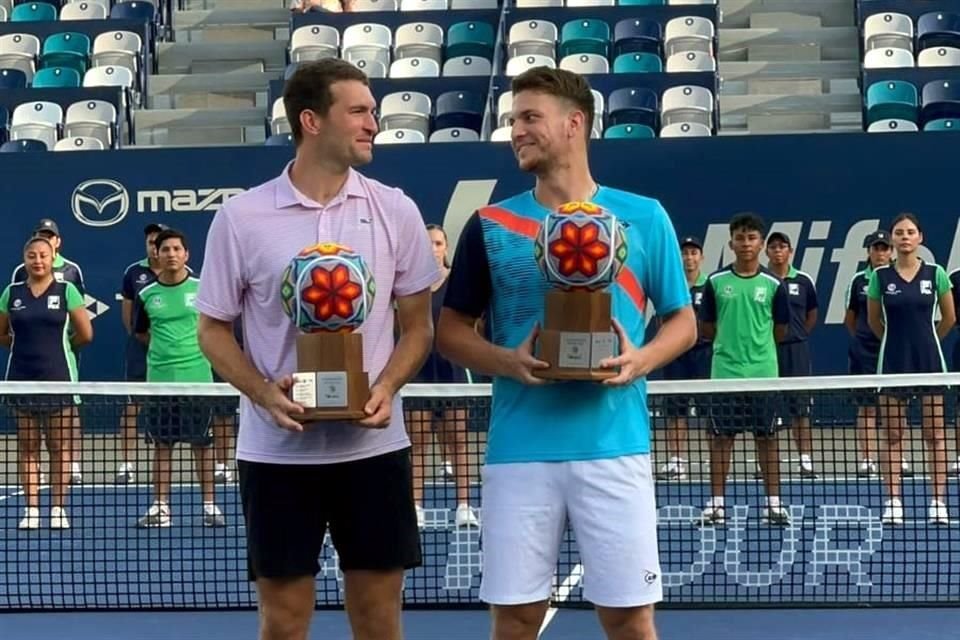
[1,132,958,381]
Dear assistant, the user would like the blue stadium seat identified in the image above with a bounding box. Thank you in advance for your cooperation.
[865,80,918,125]
[920,80,960,126]
[32,65,81,87]
[559,19,611,59]
[40,32,91,76]
[0,138,47,152]
[603,123,655,139]
[110,1,156,23]
[0,68,28,89]
[607,86,658,129]
[434,89,483,132]
[924,118,960,131]
[612,52,662,73]
[917,12,960,51]
[446,21,495,61]
[265,133,294,146]
[11,2,57,21]
[613,18,662,57]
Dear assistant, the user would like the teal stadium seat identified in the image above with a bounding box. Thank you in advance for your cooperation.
[41,33,91,76]
[924,118,960,131]
[32,66,81,88]
[446,22,495,61]
[559,19,611,58]
[613,52,663,73]
[604,123,655,139]
[865,81,918,125]
[11,2,57,21]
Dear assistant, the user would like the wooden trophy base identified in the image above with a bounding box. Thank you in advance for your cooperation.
[534,290,618,381]
[292,332,370,422]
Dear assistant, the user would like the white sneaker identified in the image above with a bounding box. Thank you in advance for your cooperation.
[116,462,135,484]
[214,463,233,484]
[901,459,913,478]
[39,471,48,485]
[858,459,879,477]
[137,502,172,528]
[71,462,82,485]
[882,498,904,525]
[441,460,455,482]
[695,505,725,527]
[929,500,950,526]
[415,504,425,530]
[18,507,40,530]
[657,458,688,481]
[951,458,960,474]
[799,455,816,478]
[50,506,70,530]
[454,503,479,528]
[202,503,226,527]
[763,505,791,526]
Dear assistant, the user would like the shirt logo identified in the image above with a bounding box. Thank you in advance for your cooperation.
[150,296,164,308]
[754,286,767,303]
[47,296,60,310]
[886,283,900,295]
[185,292,197,307]
[721,284,734,298]
[138,274,148,282]
[694,292,703,305]
[54,272,64,282]
[788,283,799,296]
[921,280,932,295]
[12,299,22,310]
[861,285,869,295]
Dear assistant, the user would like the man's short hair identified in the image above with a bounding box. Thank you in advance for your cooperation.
[155,228,188,251]
[511,66,595,139]
[283,59,370,145]
[729,212,766,236]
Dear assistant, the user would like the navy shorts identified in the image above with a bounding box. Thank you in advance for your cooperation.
[125,338,147,382]
[661,345,711,418]
[848,343,880,407]
[144,398,213,447]
[709,393,780,437]
[777,341,813,421]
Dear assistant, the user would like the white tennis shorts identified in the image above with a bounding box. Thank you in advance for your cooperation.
[478,454,663,608]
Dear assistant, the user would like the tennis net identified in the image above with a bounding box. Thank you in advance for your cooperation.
[1,374,959,611]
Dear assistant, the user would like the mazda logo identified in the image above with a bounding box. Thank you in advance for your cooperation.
[71,179,129,227]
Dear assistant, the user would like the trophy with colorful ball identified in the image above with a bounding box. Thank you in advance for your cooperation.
[280,242,376,421]
[533,201,628,380]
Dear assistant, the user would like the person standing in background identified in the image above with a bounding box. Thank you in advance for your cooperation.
[764,232,819,479]
[1,235,92,529]
[951,264,960,475]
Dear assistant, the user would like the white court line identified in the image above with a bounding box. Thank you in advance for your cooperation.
[538,563,584,638]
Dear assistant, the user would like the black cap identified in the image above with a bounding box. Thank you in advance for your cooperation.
[679,235,702,250]
[143,223,169,235]
[34,218,60,236]
[864,230,891,248]
[767,231,791,247]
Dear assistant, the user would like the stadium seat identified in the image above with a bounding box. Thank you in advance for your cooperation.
[506,53,556,76]
[489,125,511,141]
[64,99,116,147]
[0,68,27,88]
[619,0,665,5]
[664,16,714,57]
[0,5,6,21]
[865,80,918,125]
[863,13,913,52]
[352,0,398,10]
[429,126,479,142]
[32,66,81,87]
[591,88,604,136]
[508,20,558,60]
[434,89,482,131]
[450,0,496,8]
[917,12,960,51]
[379,91,431,138]
[920,80,960,126]
[442,55,490,76]
[612,52,661,73]
[400,0,447,9]
[866,118,918,133]
[83,64,134,107]
[607,86,657,129]
[92,31,143,78]
[390,56,440,77]
[374,128,425,144]
[603,123,654,138]
[265,132,294,145]
[352,58,387,78]
[289,25,340,63]
[40,32,91,76]
[394,22,443,64]
[863,47,914,68]
[559,53,609,74]
[660,121,710,137]
[559,19,611,58]
[613,18,662,57]
[54,135,104,151]
[660,84,713,127]
[667,0,717,4]
[11,2,57,22]
[343,23,392,69]
[109,1,156,22]
[924,118,960,131]
[918,46,960,67]
[0,138,47,151]
[11,101,62,150]
[446,21,494,61]
[497,91,512,126]
[515,0,562,7]
[567,0,614,6]
[0,34,40,82]
[270,97,289,135]
[59,1,108,20]
[665,50,715,71]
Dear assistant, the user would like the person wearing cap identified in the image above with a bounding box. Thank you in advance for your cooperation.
[656,235,711,481]
[12,218,86,485]
[765,231,819,479]
[844,230,894,478]
[116,223,168,484]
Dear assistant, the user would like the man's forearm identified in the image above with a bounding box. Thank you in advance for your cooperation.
[375,325,432,394]
[637,307,696,373]
[198,318,269,402]
[438,316,512,378]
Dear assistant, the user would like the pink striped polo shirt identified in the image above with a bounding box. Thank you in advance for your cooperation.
[194,163,439,464]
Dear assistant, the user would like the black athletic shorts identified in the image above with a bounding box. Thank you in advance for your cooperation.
[777,341,813,422]
[661,345,711,418]
[143,398,213,447]
[709,393,780,437]
[238,447,422,580]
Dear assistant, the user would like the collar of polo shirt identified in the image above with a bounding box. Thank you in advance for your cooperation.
[274,161,369,209]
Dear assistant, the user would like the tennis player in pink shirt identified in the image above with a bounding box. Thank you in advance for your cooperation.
[194,59,438,640]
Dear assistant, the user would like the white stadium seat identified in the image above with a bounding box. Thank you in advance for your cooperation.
[660,122,712,137]
[497,91,513,126]
[506,53,556,76]
[863,13,913,52]
[864,47,915,68]
[867,118,919,133]
[54,136,105,151]
[289,25,339,63]
[271,98,290,135]
[0,33,41,82]
[443,55,492,77]
[918,46,960,67]
[64,99,116,148]
[351,0,398,10]
[450,0,496,8]
[342,23,392,69]
[60,1,108,20]
[394,22,444,64]
[660,85,714,128]
[515,0,562,6]
[664,16,715,57]
[508,20,558,59]
[11,101,62,150]
[399,0,447,10]
[665,50,716,72]
[429,127,480,142]
[91,31,142,78]
[559,53,609,74]
[489,126,512,142]
[389,56,440,78]
[374,128,426,144]
[351,58,388,78]
[566,0,614,6]
[591,88,604,138]
[379,91,432,138]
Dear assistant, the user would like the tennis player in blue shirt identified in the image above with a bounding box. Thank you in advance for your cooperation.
[438,67,696,640]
